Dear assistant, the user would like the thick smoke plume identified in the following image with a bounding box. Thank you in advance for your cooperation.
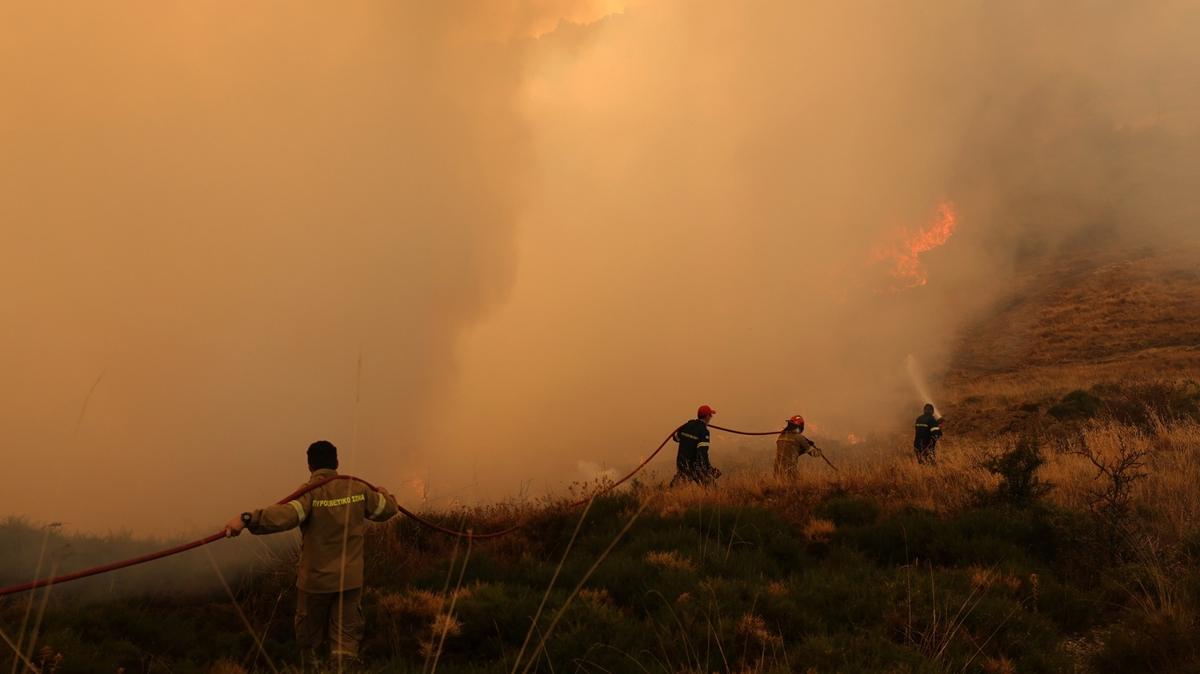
[426,0,1200,500]
[0,2,573,534]
[3,1,1199,538]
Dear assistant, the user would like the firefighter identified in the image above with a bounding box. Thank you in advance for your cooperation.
[671,405,721,486]
[913,404,943,464]
[774,414,818,478]
[223,440,399,666]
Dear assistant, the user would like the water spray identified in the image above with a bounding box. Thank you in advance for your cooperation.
[905,354,937,416]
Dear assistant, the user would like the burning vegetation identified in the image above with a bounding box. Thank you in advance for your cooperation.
[871,201,959,291]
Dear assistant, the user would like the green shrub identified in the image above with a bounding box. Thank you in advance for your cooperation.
[1096,611,1200,674]
[5,459,1186,673]
[815,494,881,527]
[980,435,1051,505]
[837,507,941,565]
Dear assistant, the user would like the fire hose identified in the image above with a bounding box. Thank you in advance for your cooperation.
[0,423,836,598]
[711,424,839,472]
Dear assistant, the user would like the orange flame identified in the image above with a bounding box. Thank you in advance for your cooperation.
[871,201,958,291]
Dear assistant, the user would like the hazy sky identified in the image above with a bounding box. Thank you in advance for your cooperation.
[3,1,1198,532]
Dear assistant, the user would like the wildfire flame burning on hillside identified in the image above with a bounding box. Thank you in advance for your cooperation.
[871,202,959,290]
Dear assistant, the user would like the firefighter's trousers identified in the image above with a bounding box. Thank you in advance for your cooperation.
[774,448,800,478]
[296,588,365,660]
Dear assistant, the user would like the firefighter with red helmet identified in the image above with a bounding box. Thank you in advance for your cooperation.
[775,414,819,478]
[671,405,721,486]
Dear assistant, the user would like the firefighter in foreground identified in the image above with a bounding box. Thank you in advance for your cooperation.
[671,405,721,486]
[223,440,399,665]
[774,414,821,478]
[914,403,943,464]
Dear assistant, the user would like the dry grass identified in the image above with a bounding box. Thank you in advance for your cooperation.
[941,243,1200,450]
[208,660,248,674]
[9,419,1197,672]
[950,242,1200,379]
[644,550,696,572]
[949,354,1200,406]
[648,418,1200,545]
[655,441,992,516]
[801,518,836,542]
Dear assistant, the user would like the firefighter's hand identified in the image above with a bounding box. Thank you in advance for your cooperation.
[807,446,824,458]
[224,515,246,538]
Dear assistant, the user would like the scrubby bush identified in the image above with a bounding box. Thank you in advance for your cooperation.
[10,418,1200,672]
[815,494,881,527]
[1096,611,1200,674]
[1049,389,1104,421]
[1082,379,1200,428]
[980,435,1051,505]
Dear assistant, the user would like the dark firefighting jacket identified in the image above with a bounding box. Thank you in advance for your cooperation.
[914,413,943,448]
[673,418,711,473]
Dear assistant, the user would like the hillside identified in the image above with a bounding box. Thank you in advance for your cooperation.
[4,242,1200,674]
[941,237,1200,438]
[6,414,1200,674]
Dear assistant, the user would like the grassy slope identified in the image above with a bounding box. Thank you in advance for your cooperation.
[0,489,1109,674]
[5,242,1200,674]
[942,238,1200,439]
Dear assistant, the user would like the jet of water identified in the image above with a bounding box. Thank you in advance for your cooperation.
[906,354,937,416]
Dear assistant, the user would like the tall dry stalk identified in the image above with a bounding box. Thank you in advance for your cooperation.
[519,499,650,674]
[0,628,38,674]
[15,374,102,674]
[203,546,280,674]
[428,534,472,674]
[510,498,596,674]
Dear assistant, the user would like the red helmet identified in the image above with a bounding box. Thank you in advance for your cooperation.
[787,415,805,428]
[697,405,716,418]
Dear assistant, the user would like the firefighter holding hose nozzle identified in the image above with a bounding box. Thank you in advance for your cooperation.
[774,414,823,478]
[223,440,399,667]
[914,403,944,465]
[671,405,722,486]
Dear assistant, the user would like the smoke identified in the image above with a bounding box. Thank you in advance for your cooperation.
[423,1,1200,500]
[0,2,596,534]
[0,517,297,601]
[4,1,1200,534]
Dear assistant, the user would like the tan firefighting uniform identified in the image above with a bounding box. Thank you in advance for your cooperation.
[774,428,816,478]
[247,468,399,659]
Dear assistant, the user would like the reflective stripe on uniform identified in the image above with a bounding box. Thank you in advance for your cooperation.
[915,424,930,428]
[289,499,307,524]
[697,442,710,448]
[679,432,700,440]
[371,492,388,518]
[931,426,941,432]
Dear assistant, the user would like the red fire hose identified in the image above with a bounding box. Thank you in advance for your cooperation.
[0,424,783,598]
[708,424,781,436]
